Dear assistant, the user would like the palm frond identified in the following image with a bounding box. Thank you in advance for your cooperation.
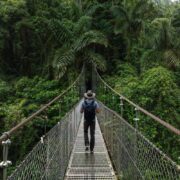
[55,65,67,79]
[74,16,92,34]
[49,19,72,43]
[172,7,180,33]
[114,20,129,35]
[85,3,105,16]
[132,0,149,18]
[111,6,129,22]
[69,1,82,20]
[85,50,107,72]
[73,30,108,52]
[151,18,172,50]
[151,18,170,29]
[140,49,162,72]
[53,46,75,79]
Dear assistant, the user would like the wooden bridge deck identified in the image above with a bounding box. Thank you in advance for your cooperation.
[65,118,116,179]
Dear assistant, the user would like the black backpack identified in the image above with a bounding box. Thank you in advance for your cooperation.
[84,100,96,121]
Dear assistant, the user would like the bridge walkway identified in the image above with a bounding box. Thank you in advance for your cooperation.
[65,118,116,179]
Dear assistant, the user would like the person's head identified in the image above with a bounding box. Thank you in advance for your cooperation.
[84,90,95,99]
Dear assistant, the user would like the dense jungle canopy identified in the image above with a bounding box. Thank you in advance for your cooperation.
[0,0,179,176]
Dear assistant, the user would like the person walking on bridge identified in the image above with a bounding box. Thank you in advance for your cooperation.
[80,90,100,153]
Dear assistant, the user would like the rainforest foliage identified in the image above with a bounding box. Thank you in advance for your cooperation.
[0,0,179,174]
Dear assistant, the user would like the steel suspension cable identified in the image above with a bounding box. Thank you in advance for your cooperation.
[95,68,180,136]
[0,66,85,144]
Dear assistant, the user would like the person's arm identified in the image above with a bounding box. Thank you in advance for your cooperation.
[95,102,100,113]
[96,108,100,113]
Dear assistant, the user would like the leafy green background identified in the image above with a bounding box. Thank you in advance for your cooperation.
[0,0,179,177]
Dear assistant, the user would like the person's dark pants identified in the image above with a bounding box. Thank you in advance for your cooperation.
[84,120,95,151]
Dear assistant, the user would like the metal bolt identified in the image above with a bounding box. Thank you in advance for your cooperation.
[134,108,139,122]
[134,108,139,132]
[0,139,12,180]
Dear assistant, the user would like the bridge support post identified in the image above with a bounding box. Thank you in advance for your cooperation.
[120,97,123,117]
[134,108,139,129]
[134,108,139,180]
[0,138,12,180]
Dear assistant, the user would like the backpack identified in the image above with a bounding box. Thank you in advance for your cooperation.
[84,100,96,121]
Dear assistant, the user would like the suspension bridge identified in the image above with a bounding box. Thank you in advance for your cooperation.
[0,66,180,180]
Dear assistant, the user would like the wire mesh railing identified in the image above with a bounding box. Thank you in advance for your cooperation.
[97,103,180,180]
[93,67,180,160]
[93,68,180,180]
[8,103,82,180]
[0,66,85,180]
[92,66,180,179]
[1,63,180,180]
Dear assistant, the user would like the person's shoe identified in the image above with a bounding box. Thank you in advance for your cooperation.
[85,146,89,151]
[90,150,94,154]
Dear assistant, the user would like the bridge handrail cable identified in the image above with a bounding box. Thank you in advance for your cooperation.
[95,68,180,136]
[98,101,180,179]
[0,66,84,143]
[100,101,178,167]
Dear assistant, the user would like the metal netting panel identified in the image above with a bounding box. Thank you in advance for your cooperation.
[65,118,116,179]
[8,103,82,180]
[97,103,180,180]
